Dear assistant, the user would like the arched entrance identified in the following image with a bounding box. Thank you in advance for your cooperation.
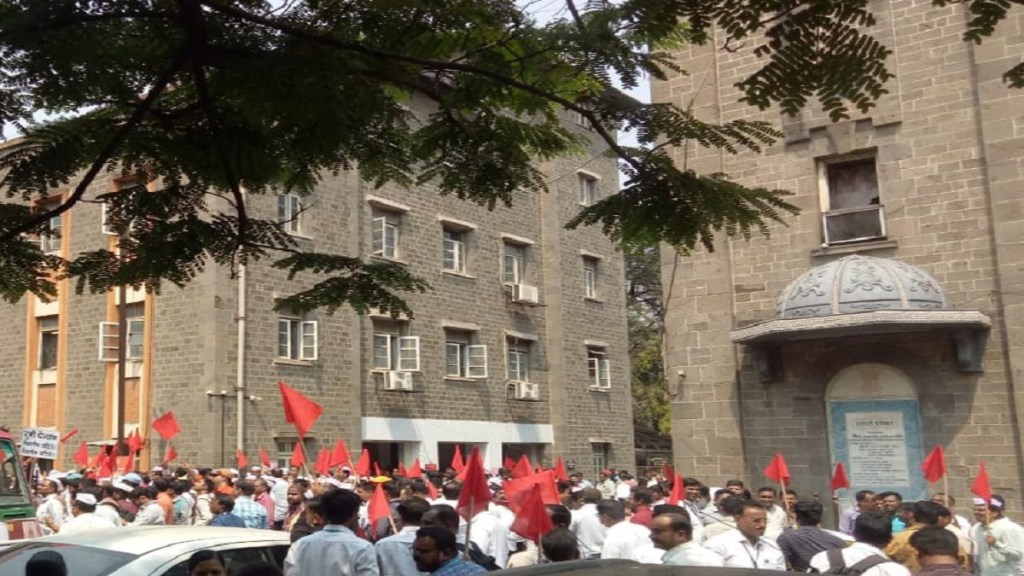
[827,363,927,499]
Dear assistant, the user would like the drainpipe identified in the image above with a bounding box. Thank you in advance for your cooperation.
[235,193,248,462]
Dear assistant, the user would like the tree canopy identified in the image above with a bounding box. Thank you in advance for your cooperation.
[0,0,1018,314]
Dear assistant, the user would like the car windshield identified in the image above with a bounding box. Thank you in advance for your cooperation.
[0,542,137,576]
[0,438,30,505]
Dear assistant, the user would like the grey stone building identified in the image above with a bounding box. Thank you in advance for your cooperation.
[653,2,1024,509]
[0,103,635,476]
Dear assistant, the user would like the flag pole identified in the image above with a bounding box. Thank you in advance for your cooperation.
[831,488,840,531]
[463,495,475,561]
[537,532,544,563]
[298,438,313,479]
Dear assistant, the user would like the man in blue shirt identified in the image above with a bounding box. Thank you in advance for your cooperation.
[413,526,485,576]
[232,479,269,529]
[209,494,246,527]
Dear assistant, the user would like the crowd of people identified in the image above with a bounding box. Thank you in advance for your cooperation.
[26,463,1024,576]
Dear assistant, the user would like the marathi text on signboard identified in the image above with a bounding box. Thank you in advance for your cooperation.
[845,411,911,486]
[20,427,60,460]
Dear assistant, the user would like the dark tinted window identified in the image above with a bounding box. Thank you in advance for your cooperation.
[160,546,274,576]
[0,542,137,576]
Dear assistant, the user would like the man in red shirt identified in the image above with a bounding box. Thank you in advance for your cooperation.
[630,487,654,528]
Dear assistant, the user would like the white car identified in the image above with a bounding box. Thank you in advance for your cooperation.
[0,525,290,576]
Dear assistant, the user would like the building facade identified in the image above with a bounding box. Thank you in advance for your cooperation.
[654,2,1024,509]
[0,103,635,476]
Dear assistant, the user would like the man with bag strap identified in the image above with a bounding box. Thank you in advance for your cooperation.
[810,511,909,576]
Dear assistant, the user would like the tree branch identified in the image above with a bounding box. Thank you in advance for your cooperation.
[198,0,639,173]
[0,51,188,244]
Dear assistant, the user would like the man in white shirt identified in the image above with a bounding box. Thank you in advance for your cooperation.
[284,489,379,576]
[757,486,789,541]
[811,510,910,576]
[60,492,119,534]
[35,478,66,535]
[270,468,290,529]
[972,495,1023,576]
[705,500,785,570]
[570,488,606,559]
[680,478,706,544]
[375,498,429,576]
[468,508,509,568]
[596,470,616,500]
[598,499,659,562]
[130,486,167,526]
[651,511,724,566]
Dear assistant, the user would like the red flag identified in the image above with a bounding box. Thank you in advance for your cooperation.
[237,448,248,470]
[763,453,791,485]
[510,484,554,542]
[260,448,272,469]
[408,458,422,478]
[427,481,438,500]
[830,462,850,491]
[368,482,392,535]
[152,411,181,440]
[277,381,323,438]
[290,442,305,468]
[73,442,89,468]
[451,445,465,472]
[330,440,351,468]
[106,443,120,472]
[503,456,515,471]
[374,462,382,477]
[354,449,371,477]
[921,445,947,484]
[127,429,143,453]
[122,450,136,474]
[662,462,675,481]
[554,457,567,482]
[163,444,177,465]
[60,429,79,443]
[504,470,560,509]
[398,463,408,477]
[315,449,330,476]
[456,447,492,520]
[512,455,533,479]
[971,462,992,504]
[91,444,105,469]
[668,474,684,505]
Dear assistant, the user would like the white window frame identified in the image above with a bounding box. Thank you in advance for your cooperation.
[578,172,598,206]
[278,194,303,234]
[443,229,466,273]
[445,331,487,379]
[592,443,609,471]
[587,349,611,389]
[506,343,530,382]
[372,215,399,259]
[583,258,598,298]
[373,330,420,372]
[98,322,118,361]
[40,213,62,254]
[278,317,318,361]
[503,244,525,285]
[818,152,886,245]
[101,202,117,236]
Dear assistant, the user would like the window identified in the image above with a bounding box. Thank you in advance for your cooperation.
[38,200,62,254]
[820,155,885,245]
[583,258,598,298]
[506,340,530,382]
[276,438,313,470]
[592,443,609,472]
[277,311,318,361]
[277,194,303,234]
[578,173,598,206]
[124,303,145,360]
[503,244,525,284]
[38,316,58,370]
[445,330,487,379]
[442,229,466,273]
[372,213,400,259]
[587,348,611,389]
[372,321,419,371]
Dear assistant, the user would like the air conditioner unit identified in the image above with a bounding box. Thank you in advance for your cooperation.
[822,205,886,245]
[384,370,414,391]
[512,284,540,304]
[511,381,540,401]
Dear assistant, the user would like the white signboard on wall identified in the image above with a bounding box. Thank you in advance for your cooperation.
[20,427,60,460]
[845,411,910,486]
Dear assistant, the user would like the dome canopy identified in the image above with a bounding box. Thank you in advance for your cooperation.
[775,255,946,319]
